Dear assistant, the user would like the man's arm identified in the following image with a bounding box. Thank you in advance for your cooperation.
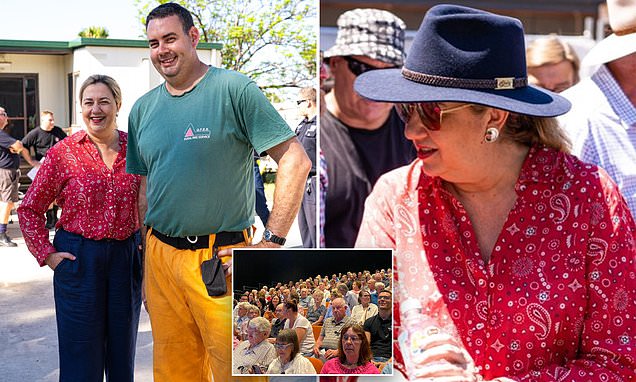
[10,140,39,167]
[313,334,324,356]
[257,136,310,246]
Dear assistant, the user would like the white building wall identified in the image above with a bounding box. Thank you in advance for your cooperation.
[71,46,220,132]
[0,53,68,127]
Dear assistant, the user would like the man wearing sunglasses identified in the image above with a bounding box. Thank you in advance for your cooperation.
[322,8,416,248]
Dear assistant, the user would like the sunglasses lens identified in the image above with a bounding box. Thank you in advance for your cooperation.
[416,103,442,131]
[395,104,413,122]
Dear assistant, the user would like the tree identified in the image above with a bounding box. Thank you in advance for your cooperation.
[135,0,316,97]
[78,26,110,38]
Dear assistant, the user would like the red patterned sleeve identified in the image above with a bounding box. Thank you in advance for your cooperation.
[17,147,64,266]
[513,171,636,381]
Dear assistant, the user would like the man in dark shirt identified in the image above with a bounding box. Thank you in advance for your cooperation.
[295,87,317,247]
[21,111,67,161]
[269,303,287,339]
[21,110,67,229]
[364,289,392,362]
[322,9,416,247]
[0,106,38,246]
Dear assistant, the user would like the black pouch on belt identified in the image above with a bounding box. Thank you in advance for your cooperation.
[201,250,226,297]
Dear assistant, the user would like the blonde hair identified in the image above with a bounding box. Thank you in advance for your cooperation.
[470,106,571,153]
[526,36,580,84]
[79,74,122,109]
[502,113,571,153]
[299,87,317,103]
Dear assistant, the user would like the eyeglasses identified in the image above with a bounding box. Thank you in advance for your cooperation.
[342,335,362,343]
[378,295,391,300]
[395,103,472,131]
[274,343,293,350]
[343,56,395,76]
[296,99,308,105]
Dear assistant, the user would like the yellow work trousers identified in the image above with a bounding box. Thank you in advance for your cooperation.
[145,230,268,382]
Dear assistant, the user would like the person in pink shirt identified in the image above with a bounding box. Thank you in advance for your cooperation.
[18,75,141,381]
[354,4,635,382]
[320,323,380,375]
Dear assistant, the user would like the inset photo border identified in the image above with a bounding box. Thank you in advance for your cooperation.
[231,248,394,377]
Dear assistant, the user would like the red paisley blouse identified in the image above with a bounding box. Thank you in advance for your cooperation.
[18,130,140,266]
[357,146,636,381]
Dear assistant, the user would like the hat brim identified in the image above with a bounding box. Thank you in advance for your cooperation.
[354,68,571,117]
[581,33,636,67]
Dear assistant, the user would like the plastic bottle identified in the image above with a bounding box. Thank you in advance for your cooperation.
[397,297,443,380]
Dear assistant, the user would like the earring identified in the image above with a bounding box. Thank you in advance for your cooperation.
[484,127,499,143]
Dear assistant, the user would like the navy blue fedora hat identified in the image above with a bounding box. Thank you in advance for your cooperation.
[354,4,571,117]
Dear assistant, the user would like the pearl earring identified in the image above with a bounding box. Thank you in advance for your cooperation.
[484,127,499,143]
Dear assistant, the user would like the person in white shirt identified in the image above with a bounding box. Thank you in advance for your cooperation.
[283,300,315,356]
[350,290,378,324]
[267,329,316,374]
[233,317,277,374]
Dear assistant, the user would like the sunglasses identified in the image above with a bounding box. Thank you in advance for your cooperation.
[343,56,394,76]
[396,103,473,131]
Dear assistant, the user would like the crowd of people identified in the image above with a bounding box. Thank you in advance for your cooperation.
[324,1,635,381]
[1,0,634,381]
[232,269,393,375]
[8,3,313,381]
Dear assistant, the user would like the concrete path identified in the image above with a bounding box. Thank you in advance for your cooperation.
[0,206,301,382]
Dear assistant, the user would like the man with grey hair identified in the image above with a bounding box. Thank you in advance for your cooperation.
[298,287,314,309]
[234,301,251,338]
[232,316,276,374]
[313,297,352,360]
[322,8,416,247]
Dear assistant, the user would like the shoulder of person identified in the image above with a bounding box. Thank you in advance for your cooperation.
[207,66,255,91]
[559,75,607,126]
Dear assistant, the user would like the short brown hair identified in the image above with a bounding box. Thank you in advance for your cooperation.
[337,323,373,366]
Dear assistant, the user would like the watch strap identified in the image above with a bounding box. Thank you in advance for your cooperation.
[264,229,286,245]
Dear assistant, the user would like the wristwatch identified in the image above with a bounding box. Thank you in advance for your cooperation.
[263,229,286,245]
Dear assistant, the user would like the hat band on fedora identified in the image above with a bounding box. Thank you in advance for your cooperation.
[401,67,528,90]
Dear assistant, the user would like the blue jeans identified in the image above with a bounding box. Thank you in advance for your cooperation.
[53,229,142,382]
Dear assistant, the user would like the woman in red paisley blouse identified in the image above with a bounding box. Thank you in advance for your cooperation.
[354,4,635,382]
[18,74,142,382]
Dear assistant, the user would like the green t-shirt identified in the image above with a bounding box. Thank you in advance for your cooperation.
[126,67,295,236]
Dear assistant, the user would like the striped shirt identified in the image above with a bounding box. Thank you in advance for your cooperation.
[561,64,636,215]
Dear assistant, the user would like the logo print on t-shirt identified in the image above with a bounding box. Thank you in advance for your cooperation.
[183,123,211,141]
